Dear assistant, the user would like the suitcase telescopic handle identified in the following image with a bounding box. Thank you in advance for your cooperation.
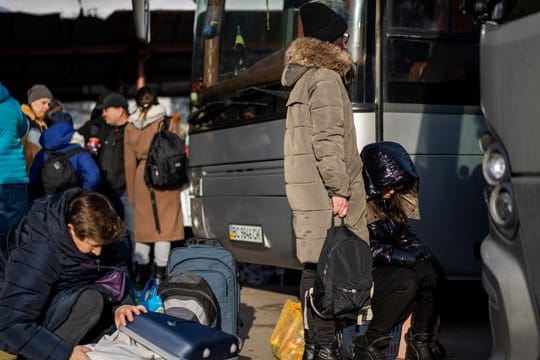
[186,237,223,247]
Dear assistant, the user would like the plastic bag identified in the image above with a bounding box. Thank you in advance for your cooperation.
[132,278,164,313]
[270,299,304,360]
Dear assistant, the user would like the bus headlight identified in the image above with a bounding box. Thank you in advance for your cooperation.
[488,184,516,230]
[483,146,509,185]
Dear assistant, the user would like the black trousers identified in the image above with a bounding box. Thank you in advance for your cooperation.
[365,266,438,341]
[300,264,337,344]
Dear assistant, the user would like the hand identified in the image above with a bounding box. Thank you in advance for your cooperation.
[69,345,91,360]
[331,196,348,218]
[416,259,438,289]
[114,304,147,328]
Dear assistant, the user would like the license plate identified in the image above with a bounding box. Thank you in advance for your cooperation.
[228,224,263,244]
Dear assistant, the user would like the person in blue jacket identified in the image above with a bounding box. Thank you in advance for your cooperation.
[29,111,100,197]
[0,82,29,241]
[0,189,145,360]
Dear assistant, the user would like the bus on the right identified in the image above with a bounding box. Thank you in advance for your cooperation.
[477,1,540,358]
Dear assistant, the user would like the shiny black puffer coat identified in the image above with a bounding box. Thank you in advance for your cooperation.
[367,217,432,267]
[360,142,431,267]
[361,141,418,200]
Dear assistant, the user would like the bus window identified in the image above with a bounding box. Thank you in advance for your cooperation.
[390,0,449,31]
[384,0,480,105]
[218,8,289,81]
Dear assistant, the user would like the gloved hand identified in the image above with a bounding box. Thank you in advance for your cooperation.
[415,259,438,289]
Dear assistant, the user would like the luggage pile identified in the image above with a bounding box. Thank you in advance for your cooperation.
[89,238,242,360]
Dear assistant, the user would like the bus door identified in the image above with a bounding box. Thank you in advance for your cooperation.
[380,0,488,277]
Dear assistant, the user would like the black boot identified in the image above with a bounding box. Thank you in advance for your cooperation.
[315,341,342,360]
[405,329,435,360]
[430,340,449,360]
[303,331,316,360]
[353,335,390,360]
[133,263,151,290]
[152,263,167,285]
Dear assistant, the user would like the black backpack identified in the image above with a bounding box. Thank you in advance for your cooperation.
[41,147,85,194]
[158,272,219,328]
[309,222,373,320]
[144,116,188,191]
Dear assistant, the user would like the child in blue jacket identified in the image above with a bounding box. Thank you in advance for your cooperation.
[29,111,100,196]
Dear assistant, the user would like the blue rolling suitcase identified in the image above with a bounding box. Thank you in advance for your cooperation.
[121,312,239,360]
[167,238,240,336]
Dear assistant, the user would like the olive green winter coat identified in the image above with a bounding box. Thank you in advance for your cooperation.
[281,37,369,264]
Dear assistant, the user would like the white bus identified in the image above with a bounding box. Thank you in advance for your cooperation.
[188,0,487,278]
[477,1,540,357]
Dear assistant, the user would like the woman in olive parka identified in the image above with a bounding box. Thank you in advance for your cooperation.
[281,3,369,359]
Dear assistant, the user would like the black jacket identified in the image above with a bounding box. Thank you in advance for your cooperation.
[79,118,126,195]
[367,217,432,267]
[361,142,432,267]
[0,189,131,359]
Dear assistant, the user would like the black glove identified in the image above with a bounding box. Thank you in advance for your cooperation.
[415,259,438,289]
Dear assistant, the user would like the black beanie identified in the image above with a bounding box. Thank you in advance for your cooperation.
[300,2,347,43]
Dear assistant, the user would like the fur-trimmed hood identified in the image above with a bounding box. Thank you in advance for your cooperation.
[129,104,166,129]
[281,37,353,87]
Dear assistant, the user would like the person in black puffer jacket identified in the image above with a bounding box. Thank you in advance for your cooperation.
[354,142,446,360]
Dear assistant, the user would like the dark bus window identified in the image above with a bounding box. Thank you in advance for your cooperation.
[385,0,480,105]
[390,0,449,31]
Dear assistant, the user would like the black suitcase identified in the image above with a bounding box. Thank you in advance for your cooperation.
[120,312,240,360]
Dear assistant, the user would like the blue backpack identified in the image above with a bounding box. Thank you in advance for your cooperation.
[167,238,240,336]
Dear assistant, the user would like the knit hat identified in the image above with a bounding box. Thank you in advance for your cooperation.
[102,93,129,110]
[27,84,53,104]
[300,2,347,43]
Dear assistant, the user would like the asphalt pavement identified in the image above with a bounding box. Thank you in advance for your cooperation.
[239,275,491,360]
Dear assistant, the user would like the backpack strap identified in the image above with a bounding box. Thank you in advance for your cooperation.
[159,116,172,132]
[307,287,333,319]
[149,189,161,234]
[63,146,86,158]
[45,146,85,159]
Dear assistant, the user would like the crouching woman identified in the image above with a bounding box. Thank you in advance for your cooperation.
[0,189,145,360]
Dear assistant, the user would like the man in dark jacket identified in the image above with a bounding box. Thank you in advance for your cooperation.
[78,93,130,217]
[0,189,145,360]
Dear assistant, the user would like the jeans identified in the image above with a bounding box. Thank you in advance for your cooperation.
[0,184,28,240]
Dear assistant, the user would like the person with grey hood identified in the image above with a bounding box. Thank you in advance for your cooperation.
[281,2,369,359]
